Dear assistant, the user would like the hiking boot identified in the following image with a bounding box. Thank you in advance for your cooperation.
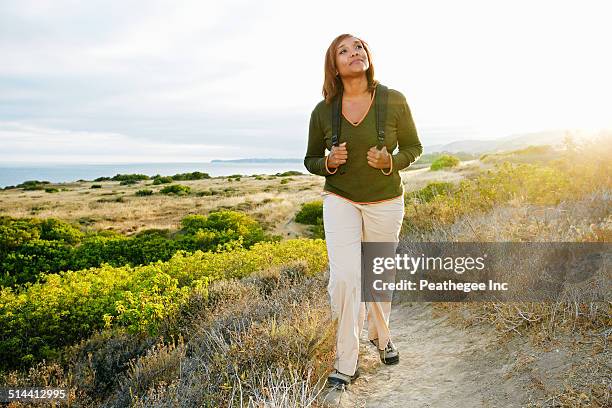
[326,366,360,390]
[370,338,400,365]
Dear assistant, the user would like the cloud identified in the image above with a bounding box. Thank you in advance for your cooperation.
[1,0,611,163]
[0,121,238,163]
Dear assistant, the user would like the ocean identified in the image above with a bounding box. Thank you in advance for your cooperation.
[0,161,307,188]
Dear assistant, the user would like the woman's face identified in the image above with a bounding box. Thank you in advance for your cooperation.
[335,36,369,78]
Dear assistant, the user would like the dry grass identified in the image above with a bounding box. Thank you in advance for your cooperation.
[0,175,325,236]
[420,189,611,407]
[0,163,474,239]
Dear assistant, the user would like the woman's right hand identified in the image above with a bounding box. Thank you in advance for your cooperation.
[327,142,348,168]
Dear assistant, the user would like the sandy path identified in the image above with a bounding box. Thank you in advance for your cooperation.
[326,302,531,408]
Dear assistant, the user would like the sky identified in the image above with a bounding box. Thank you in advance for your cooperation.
[1,0,611,164]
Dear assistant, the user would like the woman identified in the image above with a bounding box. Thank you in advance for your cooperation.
[304,33,423,390]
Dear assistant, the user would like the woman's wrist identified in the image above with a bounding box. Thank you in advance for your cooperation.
[380,155,393,175]
[325,155,338,174]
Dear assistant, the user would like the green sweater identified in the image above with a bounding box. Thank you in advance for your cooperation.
[304,86,423,203]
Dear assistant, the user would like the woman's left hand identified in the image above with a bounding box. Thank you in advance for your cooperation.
[367,145,392,169]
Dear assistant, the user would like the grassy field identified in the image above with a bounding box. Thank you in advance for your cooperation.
[0,161,485,240]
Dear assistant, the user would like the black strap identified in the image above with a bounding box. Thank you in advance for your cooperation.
[375,84,389,149]
[331,87,343,147]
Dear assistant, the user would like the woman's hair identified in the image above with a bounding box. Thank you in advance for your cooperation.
[322,33,379,104]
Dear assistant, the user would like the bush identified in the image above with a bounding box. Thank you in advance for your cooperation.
[295,201,323,225]
[171,171,210,180]
[45,188,59,193]
[0,238,328,372]
[179,210,268,250]
[430,154,460,170]
[90,184,102,189]
[0,217,84,286]
[111,174,149,182]
[0,211,272,288]
[405,182,455,203]
[96,196,125,203]
[119,180,138,185]
[135,189,153,196]
[276,171,303,177]
[160,185,190,195]
[295,201,324,239]
[17,180,51,190]
[153,176,173,185]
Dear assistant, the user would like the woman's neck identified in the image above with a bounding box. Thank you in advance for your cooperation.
[341,76,370,99]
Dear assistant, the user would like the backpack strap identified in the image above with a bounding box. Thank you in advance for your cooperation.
[331,87,343,147]
[375,84,389,149]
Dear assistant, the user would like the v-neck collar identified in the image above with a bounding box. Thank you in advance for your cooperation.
[342,87,376,127]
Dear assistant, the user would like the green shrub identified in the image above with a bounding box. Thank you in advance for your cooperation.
[96,196,125,203]
[23,185,45,191]
[0,211,272,288]
[295,201,323,225]
[309,223,325,240]
[17,180,51,190]
[111,174,149,182]
[276,171,303,177]
[430,154,460,170]
[160,185,191,195]
[40,218,84,244]
[0,217,84,286]
[69,229,180,272]
[0,238,328,372]
[90,184,102,189]
[153,176,173,185]
[44,188,59,193]
[135,189,153,196]
[179,210,268,250]
[119,180,138,185]
[405,182,455,203]
[171,171,210,180]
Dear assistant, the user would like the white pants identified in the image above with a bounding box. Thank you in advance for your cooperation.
[322,192,405,376]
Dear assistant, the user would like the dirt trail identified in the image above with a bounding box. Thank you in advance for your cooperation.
[326,302,533,408]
